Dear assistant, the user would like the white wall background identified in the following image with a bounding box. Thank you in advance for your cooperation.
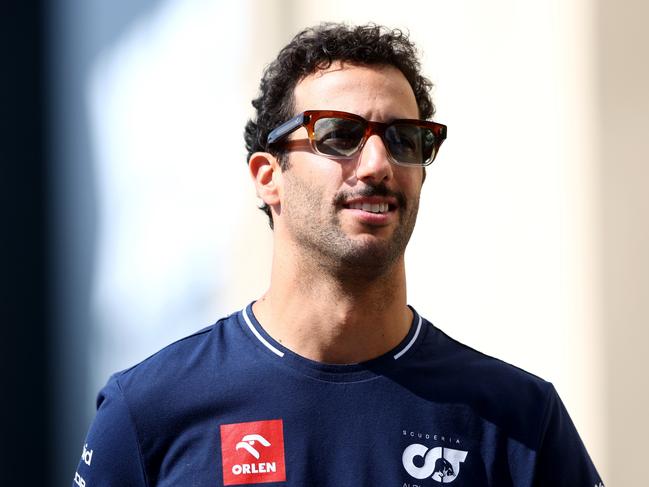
[61,0,649,484]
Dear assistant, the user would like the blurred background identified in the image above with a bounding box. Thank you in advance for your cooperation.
[3,0,648,485]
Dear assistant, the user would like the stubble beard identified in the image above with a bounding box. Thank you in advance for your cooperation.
[283,173,420,282]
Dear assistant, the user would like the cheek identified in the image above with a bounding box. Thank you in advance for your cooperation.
[396,169,424,196]
[283,153,351,208]
[302,166,346,202]
[283,172,331,213]
[339,158,361,181]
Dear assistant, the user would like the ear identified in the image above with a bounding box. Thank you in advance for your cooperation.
[249,152,282,208]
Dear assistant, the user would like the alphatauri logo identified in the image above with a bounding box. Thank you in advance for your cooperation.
[220,419,286,485]
[402,444,468,483]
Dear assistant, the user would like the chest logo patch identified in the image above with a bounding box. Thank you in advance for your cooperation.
[402,444,468,483]
[220,419,286,485]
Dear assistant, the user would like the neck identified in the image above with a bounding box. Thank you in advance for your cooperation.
[252,242,412,364]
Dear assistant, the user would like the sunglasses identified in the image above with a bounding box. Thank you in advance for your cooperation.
[266,110,447,167]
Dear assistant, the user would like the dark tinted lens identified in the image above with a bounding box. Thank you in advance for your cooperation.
[313,117,365,157]
[385,123,436,165]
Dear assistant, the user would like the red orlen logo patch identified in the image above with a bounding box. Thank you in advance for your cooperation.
[220,419,286,485]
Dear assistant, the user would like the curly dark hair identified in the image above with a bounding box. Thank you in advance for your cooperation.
[244,23,436,228]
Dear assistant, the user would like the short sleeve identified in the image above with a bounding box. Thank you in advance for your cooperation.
[72,376,148,487]
[533,385,604,487]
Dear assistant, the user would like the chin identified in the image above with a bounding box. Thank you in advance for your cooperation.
[331,238,405,276]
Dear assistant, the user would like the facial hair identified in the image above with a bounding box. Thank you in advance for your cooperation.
[282,171,420,281]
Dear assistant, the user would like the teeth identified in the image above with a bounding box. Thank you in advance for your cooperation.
[349,202,389,213]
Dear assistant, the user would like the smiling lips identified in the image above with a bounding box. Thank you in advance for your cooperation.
[343,197,397,215]
[348,201,390,213]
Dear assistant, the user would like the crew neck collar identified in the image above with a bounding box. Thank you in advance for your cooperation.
[236,302,427,382]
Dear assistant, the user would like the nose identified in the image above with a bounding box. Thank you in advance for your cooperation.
[354,134,393,183]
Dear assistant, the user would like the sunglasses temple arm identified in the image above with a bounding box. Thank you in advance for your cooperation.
[267,113,310,146]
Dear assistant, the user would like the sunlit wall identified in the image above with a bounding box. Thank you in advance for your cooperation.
[52,0,649,485]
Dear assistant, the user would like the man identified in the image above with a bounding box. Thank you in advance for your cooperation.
[74,24,603,486]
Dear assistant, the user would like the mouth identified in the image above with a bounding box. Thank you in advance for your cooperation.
[342,197,398,215]
[347,201,390,213]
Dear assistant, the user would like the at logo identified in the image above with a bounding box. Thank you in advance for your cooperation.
[220,419,286,485]
[402,444,468,483]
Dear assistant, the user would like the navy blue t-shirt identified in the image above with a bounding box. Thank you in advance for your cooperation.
[73,305,603,486]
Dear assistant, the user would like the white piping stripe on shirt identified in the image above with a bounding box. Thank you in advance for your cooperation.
[393,314,422,360]
[242,307,285,357]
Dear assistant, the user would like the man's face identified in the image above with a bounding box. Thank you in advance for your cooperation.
[275,63,424,277]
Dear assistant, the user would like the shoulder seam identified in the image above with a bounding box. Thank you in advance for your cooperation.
[118,321,222,375]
